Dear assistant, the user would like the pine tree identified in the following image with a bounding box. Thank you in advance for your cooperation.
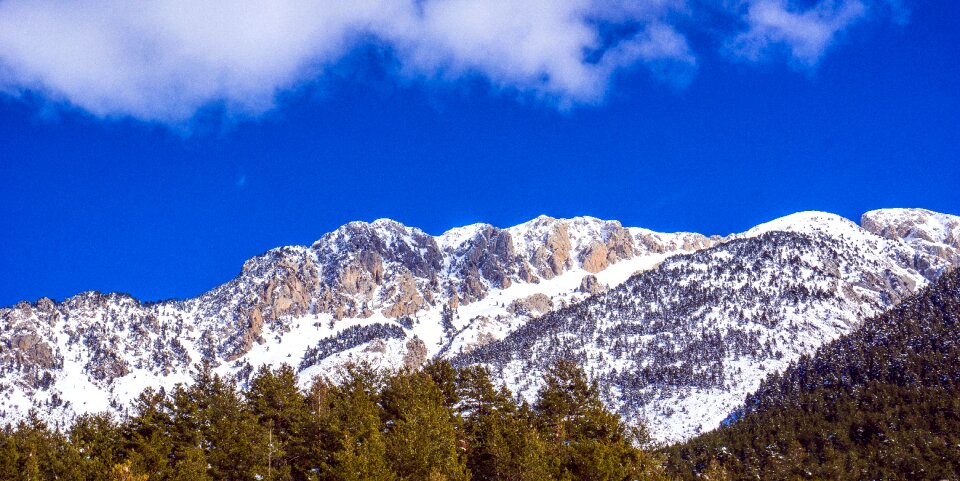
[166,441,211,481]
[165,383,211,479]
[189,363,268,481]
[70,413,123,479]
[0,427,19,481]
[534,360,666,481]
[423,359,460,409]
[299,376,337,480]
[323,364,395,481]
[457,365,528,480]
[9,413,84,481]
[111,460,149,481]
[381,369,468,481]
[123,388,176,479]
[247,364,310,481]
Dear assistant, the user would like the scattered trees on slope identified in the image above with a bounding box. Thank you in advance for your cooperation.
[666,268,960,480]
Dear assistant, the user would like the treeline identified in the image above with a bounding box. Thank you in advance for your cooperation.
[666,268,960,480]
[0,359,669,481]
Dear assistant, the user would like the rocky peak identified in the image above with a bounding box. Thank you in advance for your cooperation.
[507,215,643,279]
[862,208,960,276]
[313,219,443,280]
[862,208,960,247]
[3,208,957,437]
[443,225,518,303]
[627,227,718,254]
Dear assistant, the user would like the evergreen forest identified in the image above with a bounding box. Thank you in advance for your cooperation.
[666,268,960,480]
[3,270,958,481]
[0,359,667,480]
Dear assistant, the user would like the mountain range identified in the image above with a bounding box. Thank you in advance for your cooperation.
[1,207,958,442]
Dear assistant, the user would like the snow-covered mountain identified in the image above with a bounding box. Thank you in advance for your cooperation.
[1,209,957,442]
[459,211,959,442]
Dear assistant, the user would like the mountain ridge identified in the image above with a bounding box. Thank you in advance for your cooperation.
[1,208,957,442]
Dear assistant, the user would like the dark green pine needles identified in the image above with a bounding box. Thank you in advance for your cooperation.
[667,268,960,480]
[7,268,958,480]
[0,359,669,480]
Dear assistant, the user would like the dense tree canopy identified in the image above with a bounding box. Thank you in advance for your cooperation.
[667,268,960,480]
[7,269,957,480]
[0,360,665,480]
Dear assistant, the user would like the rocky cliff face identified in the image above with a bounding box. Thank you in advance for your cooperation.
[861,208,960,276]
[0,215,708,423]
[0,209,956,441]
[459,211,959,442]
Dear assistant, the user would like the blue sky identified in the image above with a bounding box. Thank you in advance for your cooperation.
[0,0,957,306]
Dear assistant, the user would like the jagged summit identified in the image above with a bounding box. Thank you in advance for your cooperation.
[861,208,960,277]
[862,207,960,246]
[457,209,959,442]
[1,209,958,441]
[437,223,494,251]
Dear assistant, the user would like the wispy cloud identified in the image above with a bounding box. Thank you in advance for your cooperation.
[0,0,905,124]
[727,0,867,66]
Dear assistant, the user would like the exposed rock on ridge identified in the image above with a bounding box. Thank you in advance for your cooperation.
[861,208,960,275]
[1,209,957,441]
[0,215,710,395]
[458,210,960,442]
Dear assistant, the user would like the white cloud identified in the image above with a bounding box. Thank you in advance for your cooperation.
[728,0,868,66]
[0,0,406,121]
[0,0,903,124]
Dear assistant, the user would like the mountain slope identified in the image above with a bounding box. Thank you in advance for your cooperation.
[456,211,958,442]
[666,267,960,480]
[0,215,713,424]
[0,209,957,442]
